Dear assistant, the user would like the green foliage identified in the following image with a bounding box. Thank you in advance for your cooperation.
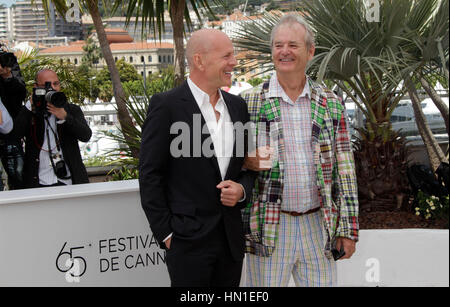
[92,59,142,101]
[83,155,115,167]
[247,77,264,87]
[414,190,449,225]
[108,166,139,181]
[123,67,174,97]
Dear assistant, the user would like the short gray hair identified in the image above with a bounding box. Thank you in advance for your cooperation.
[270,14,315,49]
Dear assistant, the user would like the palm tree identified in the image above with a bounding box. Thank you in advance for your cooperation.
[35,0,139,158]
[398,0,449,171]
[234,0,448,210]
[115,0,223,86]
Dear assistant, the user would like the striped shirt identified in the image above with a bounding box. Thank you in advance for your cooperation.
[267,74,319,213]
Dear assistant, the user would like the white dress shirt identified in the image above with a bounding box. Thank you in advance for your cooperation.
[187,77,234,180]
[0,98,13,134]
[26,101,72,186]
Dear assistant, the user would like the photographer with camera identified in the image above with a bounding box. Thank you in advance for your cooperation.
[0,49,27,190]
[13,69,92,188]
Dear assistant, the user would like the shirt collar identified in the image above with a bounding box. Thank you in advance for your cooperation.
[268,73,311,105]
[187,77,225,110]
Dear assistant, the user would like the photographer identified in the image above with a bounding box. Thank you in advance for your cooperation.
[0,49,26,190]
[13,69,92,188]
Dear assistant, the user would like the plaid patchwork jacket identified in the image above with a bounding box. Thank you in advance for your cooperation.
[241,78,359,258]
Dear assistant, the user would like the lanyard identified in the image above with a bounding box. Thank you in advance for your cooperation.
[44,116,61,154]
[44,116,71,180]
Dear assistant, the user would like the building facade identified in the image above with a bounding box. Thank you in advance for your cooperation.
[40,41,174,77]
[0,6,10,42]
[12,0,82,44]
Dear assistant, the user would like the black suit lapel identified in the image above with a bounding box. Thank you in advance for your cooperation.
[222,91,239,181]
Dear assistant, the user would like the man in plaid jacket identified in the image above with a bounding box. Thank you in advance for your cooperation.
[241,14,359,287]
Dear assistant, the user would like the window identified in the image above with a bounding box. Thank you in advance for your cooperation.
[130,56,133,63]
[148,55,152,62]
[159,55,162,63]
[163,55,166,63]
[115,57,118,62]
[141,56,145,63]
[74,58,78,65]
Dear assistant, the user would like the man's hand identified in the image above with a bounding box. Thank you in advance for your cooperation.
[216,180,245,207]
[47,102,67,120]
[165,237,172,249]
[243,146,274,171]
[335,237,356,260]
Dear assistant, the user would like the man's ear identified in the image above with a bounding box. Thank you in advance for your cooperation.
[308,44,316,61]
[193,53,205,71]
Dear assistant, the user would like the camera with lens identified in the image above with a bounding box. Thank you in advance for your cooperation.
[32,81,67,116]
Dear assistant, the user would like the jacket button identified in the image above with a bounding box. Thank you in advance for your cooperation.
[277,199,281,204]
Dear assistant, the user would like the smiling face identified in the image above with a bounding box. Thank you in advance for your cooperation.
[272,23,315,76]
[201,34,237,88]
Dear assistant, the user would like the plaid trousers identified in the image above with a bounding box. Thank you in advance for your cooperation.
[245,210,337,287]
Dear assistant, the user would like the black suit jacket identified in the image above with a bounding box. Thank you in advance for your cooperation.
[139,81,255,261]
[13,104,92,188]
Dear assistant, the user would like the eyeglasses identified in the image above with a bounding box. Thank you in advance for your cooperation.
[36,81,61,87]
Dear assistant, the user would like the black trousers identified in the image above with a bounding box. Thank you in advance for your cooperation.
[166,223,243,287]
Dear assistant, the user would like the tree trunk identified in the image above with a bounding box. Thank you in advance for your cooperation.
[420,76,449,136]
[170,0,186,87]
[406,78,448,171]
[87,0,139,159]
